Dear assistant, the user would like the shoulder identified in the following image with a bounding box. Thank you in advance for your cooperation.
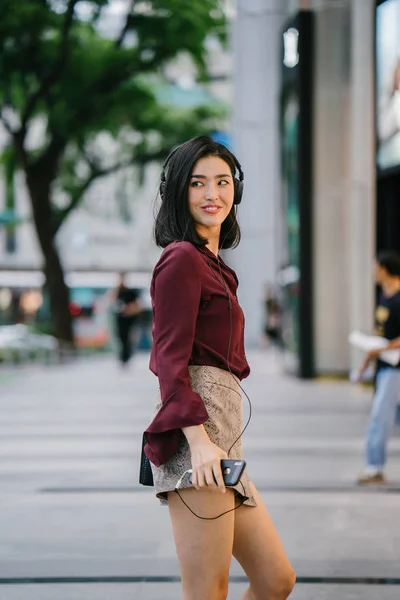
[392,292,400,311]
[386,291,400,305]
[153,242,202,278]
[163,241,200,260]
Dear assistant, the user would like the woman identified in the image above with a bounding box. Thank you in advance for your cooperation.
[143,136,295,600]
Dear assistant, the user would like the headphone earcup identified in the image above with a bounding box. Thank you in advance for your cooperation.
[234,179,243,205]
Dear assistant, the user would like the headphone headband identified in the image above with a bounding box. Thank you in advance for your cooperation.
[160,144,244,205]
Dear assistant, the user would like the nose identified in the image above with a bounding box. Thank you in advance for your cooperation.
[204,180,218,200]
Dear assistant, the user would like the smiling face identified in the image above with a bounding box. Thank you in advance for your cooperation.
[188,155,235,241]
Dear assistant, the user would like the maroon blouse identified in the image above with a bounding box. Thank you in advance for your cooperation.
[144,241,250,467]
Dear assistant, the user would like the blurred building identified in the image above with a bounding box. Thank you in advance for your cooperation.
[231,0,389,377]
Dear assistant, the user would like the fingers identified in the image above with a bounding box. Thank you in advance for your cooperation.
[191,469,200,490]
[191,462,225,493]
[197,468,207,490]
[212,462,226,494]
[191,467,208,490]
[196,465,214,490]
[205,467,218,491]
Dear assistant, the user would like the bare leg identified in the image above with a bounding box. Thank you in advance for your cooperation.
[168,487,236,600]
[233,482,296,600]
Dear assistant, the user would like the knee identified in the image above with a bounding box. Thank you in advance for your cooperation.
[284,567,296,597]
[268,567,296,599]
[250,566,295,600]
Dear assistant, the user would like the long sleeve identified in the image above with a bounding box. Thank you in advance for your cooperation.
[144,243,209,466]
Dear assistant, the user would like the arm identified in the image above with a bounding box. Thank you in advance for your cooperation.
[109,288,118,302]
[151,246,204,408]
[358,336,400,375]
[382,337,400,350]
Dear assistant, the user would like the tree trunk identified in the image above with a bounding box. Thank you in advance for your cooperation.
[42,240,74,345]
[26,172,74,346]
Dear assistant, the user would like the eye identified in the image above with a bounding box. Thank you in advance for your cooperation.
[218,179,229,186]
[191,180,203,187]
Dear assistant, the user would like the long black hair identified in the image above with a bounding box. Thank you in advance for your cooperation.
[154,136,241,249]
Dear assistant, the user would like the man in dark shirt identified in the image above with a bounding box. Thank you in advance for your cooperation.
[112,272,141,366]
[357,251,400,484]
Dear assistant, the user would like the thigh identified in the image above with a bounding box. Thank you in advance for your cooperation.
[233,482,295,598]
[168,488,236,600]
[370,369,399,425]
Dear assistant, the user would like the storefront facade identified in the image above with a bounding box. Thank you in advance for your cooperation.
[232,0,377,376]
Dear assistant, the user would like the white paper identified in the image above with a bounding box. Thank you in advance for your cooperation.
[348,331,400,367]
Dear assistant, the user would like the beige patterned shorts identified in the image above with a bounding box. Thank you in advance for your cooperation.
[150,365,257,507]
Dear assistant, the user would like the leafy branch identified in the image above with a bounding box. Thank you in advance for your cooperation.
[54,157,135,231]
[116,0,136,48]
[21,0,79,131]
[0,109,13,135]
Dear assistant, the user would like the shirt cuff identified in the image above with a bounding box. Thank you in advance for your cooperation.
[144,389,209,466]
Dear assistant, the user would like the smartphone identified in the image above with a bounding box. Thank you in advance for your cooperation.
[221,459,246,486]
[189,459,246,487]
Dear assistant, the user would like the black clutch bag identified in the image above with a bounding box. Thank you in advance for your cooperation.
[139,434,154,486]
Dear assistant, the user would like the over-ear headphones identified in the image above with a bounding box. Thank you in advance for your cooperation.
[232,156,244,205]
[159,146,245,205]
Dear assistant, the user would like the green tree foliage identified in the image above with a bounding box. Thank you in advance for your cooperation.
[0,0,226,343]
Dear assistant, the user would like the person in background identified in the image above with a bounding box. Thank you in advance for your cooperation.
[357,251,400,485]
[111,272,141,367]
[264,283,282,349]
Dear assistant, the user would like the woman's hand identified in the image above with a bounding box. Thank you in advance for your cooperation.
[357,348,381,381]
[182,425,227,493]
[190,440,228,493]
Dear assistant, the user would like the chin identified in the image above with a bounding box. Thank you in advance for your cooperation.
[203,221,225,232]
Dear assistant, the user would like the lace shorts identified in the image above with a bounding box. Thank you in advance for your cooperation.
[150,365,257,507]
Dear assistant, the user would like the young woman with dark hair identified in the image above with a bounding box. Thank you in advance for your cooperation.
[143,136,295,600]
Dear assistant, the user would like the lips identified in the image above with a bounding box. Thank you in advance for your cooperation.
[201,205,221,213]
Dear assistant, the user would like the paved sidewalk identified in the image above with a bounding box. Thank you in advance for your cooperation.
[1,351,400,599]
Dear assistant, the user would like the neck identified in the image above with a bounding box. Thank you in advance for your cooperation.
[206,240,219,256]
[382,277,400,297]
[196,225,220,256]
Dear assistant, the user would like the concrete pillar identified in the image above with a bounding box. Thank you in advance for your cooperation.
[312,3,352,374]
[348,0,376,369]
[230,0,286,347]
